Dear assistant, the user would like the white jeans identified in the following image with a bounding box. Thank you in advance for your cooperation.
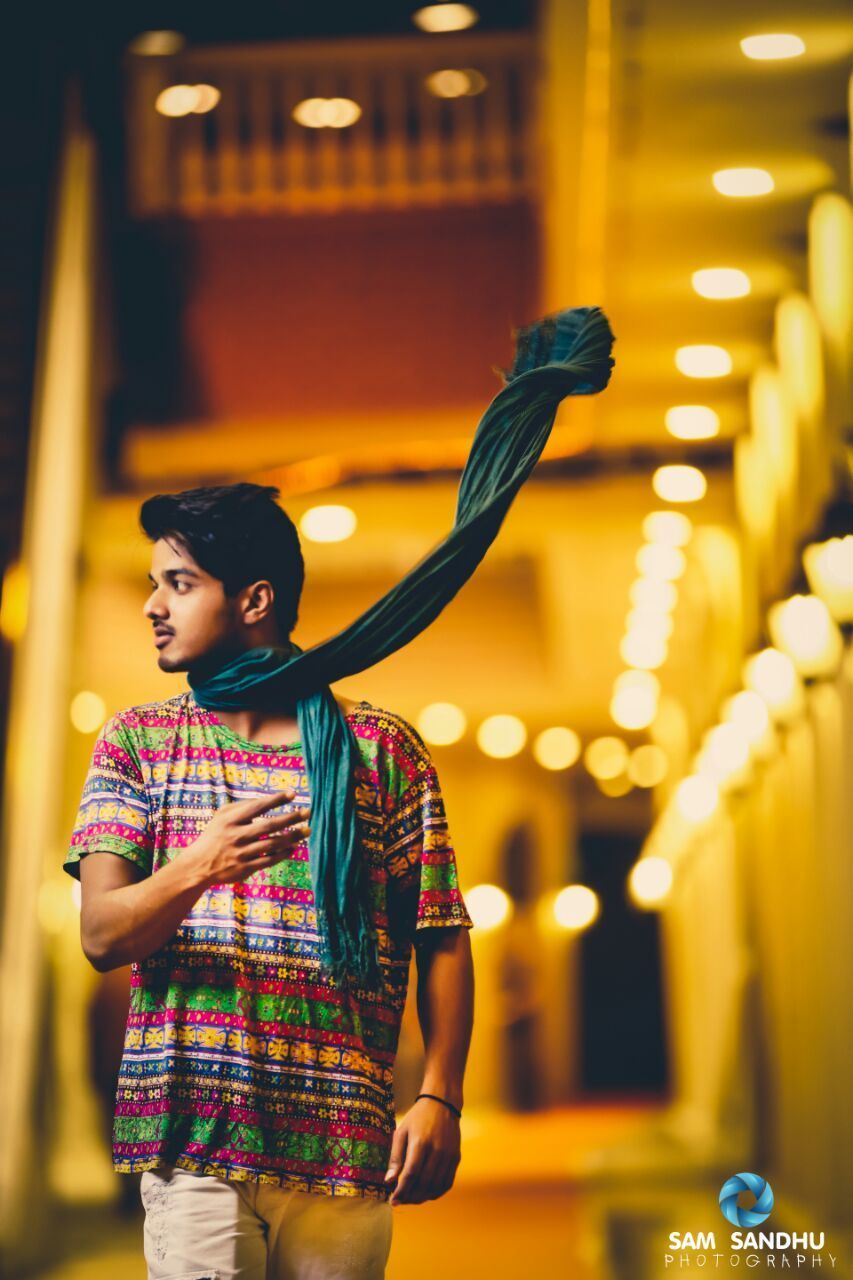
[139,1164,394,1280]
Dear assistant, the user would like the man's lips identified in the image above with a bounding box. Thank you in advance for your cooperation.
[154,630,174,646]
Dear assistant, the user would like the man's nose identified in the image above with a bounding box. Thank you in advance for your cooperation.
[144,595,167,620]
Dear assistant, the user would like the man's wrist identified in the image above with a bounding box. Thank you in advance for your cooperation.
[419,1077,464,1111]
[416,1092,462,1119]
[175,841,216,893]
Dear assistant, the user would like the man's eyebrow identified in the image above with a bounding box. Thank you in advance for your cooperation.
[147,567,202,584]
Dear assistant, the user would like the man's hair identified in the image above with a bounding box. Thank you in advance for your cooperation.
[139,482,305,637]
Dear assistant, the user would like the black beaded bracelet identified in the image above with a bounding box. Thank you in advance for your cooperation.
[416,1092,462,1120]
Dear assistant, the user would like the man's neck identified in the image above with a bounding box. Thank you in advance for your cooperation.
[212,694,359,747]
[212,707,300,746]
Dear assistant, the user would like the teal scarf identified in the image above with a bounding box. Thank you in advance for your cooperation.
[188,305,616,993]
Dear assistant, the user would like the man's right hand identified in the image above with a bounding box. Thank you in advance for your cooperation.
[193,788,312,886]
[79,788,311,972]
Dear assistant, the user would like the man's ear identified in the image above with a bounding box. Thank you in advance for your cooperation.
[240,581,274,624]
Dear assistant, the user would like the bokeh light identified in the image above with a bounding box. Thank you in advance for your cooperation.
[128,30,186,56]
[696,722,751,783]
[584,735,629,780]
[596,772,634,797]
[156,85,202,118]
[417,702,467,746]
[642,510,693,545]
[635,543,686,580]
[70,691,107,734]
[629,856,673,907]
[610,669,660,731]
[37,879,79,935]
[476,714,527,758]
[722,690,771,743]
[652,465,707,503]
[625,609,673,640]
[768,595,843,678]
[743,647,803,719]
[620,629,668,670]
[155,84,220,117]
[552,885,599,930]
[193,85,222,113]
[664,405,720,440]
[532,726,581,771]
[712,167,774,197]
[740,33,806,60]
[691,268,751,299]
[466,883,511,930]
[675,344,733,378]
[412,4,479,33]
[674,774,719,822]
[803,536,853,624]
[299,505,357,542]
[628,744,669,788]
[630,577,678,611]
[425,68,488,97]
[292,98,362,129]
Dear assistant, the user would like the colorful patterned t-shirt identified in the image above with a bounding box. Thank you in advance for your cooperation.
[64,689,473,1200]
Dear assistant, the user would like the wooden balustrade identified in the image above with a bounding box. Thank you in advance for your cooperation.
[124,33,538,217]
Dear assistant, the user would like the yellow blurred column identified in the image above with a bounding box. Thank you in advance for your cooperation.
[537,0,611,309]
[808,192,853,456]
[536,0,612,458]
[659,809,755,1163]
[0,81,107,1254]
[807,674,851,1225]
[655,646,853,1241]
[835,648,853,1229]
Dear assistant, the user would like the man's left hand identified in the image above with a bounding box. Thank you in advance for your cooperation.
[384,1096,461,1205]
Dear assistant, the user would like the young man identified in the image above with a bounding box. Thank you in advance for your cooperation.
[65,482,475,1280]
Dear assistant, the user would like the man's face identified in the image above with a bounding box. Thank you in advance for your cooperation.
[143,536,242,674]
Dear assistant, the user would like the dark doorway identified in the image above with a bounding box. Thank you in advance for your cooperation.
[576,828,669,1095]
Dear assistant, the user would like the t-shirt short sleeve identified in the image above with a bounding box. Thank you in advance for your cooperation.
[64,712,154,880]
[383,725,473,942]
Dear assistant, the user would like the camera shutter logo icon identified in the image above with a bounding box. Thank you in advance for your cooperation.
[718,1172,774,1227]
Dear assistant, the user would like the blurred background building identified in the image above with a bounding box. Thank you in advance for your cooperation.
[0,1,851,1276]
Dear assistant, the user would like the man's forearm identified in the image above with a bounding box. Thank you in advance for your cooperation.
[413,926,475,1110]
[84,853,213,972]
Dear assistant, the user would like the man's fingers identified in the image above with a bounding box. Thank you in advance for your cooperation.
[384,1126,407,1188]
[429,1152,457,1199]
[403,1146,445,1204]
[241,823,311,861]
[427,1149,453,1197]
[388,1139,427,1205]
[239,789,296,818]
[238,807,311,842]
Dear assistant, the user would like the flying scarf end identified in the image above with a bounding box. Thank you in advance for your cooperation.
[502,304,616,396]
